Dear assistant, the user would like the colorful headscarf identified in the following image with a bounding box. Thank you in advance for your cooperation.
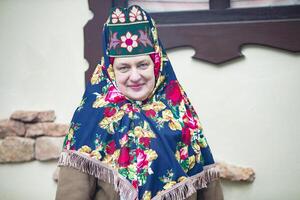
[58,5,219,200]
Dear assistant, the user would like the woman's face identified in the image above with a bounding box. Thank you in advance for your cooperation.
[113,55,155,101]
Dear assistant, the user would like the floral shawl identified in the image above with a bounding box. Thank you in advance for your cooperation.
[58,5,219,200]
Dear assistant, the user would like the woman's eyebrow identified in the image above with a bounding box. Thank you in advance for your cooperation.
[116,63,130,67]
[136,60,148,65]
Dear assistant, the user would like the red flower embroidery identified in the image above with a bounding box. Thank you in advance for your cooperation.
[136,148,149,172]
[105,86,126,103]
[145,109,156,118]
[182,126,192,145]
[139,137,150,148]
[183,109,198,129]
[106,141,116,155]
[104,107,117,117]
[132,180,138,189]
[179,148,188,160]
[124,103,139,113]
[150,53,161,77]
[165,80,183,105]
[118,147,130,167]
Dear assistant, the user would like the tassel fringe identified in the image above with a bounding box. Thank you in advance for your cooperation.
[58,150,138,200]
[58,150,219,200]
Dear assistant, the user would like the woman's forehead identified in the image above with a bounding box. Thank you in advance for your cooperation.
[113,55,152,65]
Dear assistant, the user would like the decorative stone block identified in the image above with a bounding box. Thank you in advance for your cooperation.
[216,162,255,182]
[0,119,26,138]
[25,122,69,138]
[25,123,45,138]
[10,110,56,123]
[35,136,64,161]
[43,123,69,137]
[0,136,35,163]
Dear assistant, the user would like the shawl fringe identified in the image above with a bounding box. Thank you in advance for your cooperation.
[152,165,219,200]
[58,150,219,200]
[58,150,138,200]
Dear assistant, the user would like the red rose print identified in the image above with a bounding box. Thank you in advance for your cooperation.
[136,148,149,172]
[132,180,138,189]
[183,109,198,129]
[106,141,116,155]
[179,148,188,160]
[182,126,192,145]
[124,103,139,114]
[150,53,161,78]
[104,107,117,117]
[165,80,183,105]
[145,109,156,118]
[118,147,130,167]
[139,137,150,147]
[105,86,126,103]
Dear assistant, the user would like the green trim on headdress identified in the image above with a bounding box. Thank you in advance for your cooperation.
[106,6,155,57]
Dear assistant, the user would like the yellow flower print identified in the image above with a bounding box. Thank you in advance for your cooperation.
[78,145,92,154]
[91,150,102,160]
[107,64,115,80]
[154,75,165,90]
[111,110,125,121]
[192,141,201,153]
[91,63,103,85]
[93,93,109,108]
[133,121,156,138]
[162,110,173,120]
[142,101,166,113]
[175,150,180,161]
[199,136,208,148]
[163,181,176,190]
[188,155,196,170]
[103,149,120,167]
[99,117,115,133]
[145,149,158,161]
[67,128,74,140]
[99,110,125,133]
[162,110,182,131]
[142,191,152,200]
[168,120,181,131]
[177,176,187,182]
[133,126,155,138]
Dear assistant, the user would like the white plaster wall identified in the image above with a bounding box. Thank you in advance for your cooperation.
[1,1,300,200]
[0,0,90,123]
[168,47,300,200]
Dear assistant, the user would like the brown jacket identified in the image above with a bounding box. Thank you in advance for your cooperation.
[56,166,223,200]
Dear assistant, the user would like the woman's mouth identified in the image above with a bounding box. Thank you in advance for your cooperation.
[128,84,144,91]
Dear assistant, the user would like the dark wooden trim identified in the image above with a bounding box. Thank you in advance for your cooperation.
[151,5,300,24]
[84,0,111,83]
[210,0,230,10]
[113,0,128,8]
[158,20,300,64]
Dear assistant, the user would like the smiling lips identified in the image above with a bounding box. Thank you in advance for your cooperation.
[128,83,144,91]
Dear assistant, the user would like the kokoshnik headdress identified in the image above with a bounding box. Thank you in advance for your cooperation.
[58,5,219,200]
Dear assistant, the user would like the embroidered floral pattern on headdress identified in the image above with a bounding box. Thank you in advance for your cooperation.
[129,6,143,22]
[106,6,155,56]
[111,8,125,24]
[120,32,138,52]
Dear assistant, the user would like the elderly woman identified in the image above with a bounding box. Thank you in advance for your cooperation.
[56,5,223,200]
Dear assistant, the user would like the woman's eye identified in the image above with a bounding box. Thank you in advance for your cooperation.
[118,66,129,72]
[139,63,148,69]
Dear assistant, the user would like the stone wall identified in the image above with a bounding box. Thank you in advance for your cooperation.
[0,110,68,163]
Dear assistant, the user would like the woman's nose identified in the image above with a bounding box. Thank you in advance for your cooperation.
[129,69,142,82]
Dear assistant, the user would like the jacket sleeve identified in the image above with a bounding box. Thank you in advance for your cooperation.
[55,166,96,200]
